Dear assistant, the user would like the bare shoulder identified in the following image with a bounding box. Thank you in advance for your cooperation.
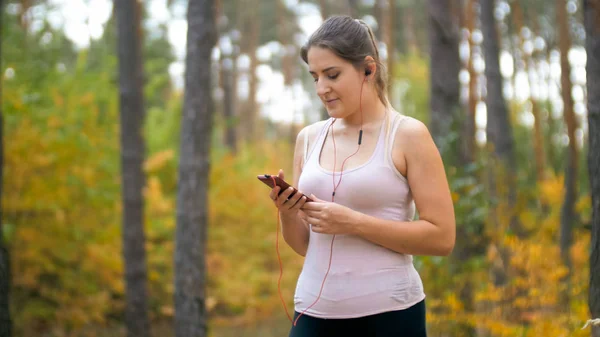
[391,115,437,176]
[395,115,432,147]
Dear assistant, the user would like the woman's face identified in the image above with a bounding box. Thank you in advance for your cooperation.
[307,47,366,119]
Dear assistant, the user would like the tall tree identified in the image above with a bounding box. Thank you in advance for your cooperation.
[0,0,11,334]
[348,0,359,18]
[317,0,331,121]
[426,0,461,149]
[217,0,238,153]
[174,0,216,335]
[481,0,515,170]
[480,0,517,286]
[114,0,150,336]
[463,0,478,164]
[584,1,600,336]
[318,0,330,20]
[511,0,547,183]
[238,0,260,142]
[386,0,396,101]
[429,2,477,335]
[220,55,237,153]
[557,0,578,298]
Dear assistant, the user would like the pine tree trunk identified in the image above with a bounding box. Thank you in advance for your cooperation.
[511,0,546,183]
[373,0,384,41]
[318,0,329,20]
[348,0,359,18]
[557,0,578,303]
[427,0,461,149]
[222,57,237,153]
[0,1,11,334]
[316,0,331,121]
[481,0,515,167]
[174,0,216,336]
[216,0,236,153]
[386,0,396,102]
[584,1,600,336]
[114,1,150,336]
[463,0,478,164]
[481,0,515,294]
[403,6,419,55]
[245,8,260,143]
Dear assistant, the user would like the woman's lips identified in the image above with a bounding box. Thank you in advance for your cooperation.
[325,99,339,106]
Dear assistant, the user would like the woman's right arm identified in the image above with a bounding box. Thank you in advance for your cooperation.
[273,126,313,256]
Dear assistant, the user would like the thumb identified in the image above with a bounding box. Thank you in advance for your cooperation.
[278,169,285,180]
[310,194,325,202]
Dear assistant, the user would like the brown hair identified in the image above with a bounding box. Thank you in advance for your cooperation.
[300,15,388,105]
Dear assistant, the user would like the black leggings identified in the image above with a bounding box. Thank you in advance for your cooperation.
[288,300,427,337]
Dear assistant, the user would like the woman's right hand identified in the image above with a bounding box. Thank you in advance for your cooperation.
[269,170,308,218]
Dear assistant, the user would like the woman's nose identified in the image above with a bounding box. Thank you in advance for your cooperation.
[316,79,330,96]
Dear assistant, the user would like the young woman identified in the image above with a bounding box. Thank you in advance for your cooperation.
[268,15,456,337]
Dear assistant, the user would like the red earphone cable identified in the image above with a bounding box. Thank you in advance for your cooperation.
[272,175,294,323]
[291,76,368,326]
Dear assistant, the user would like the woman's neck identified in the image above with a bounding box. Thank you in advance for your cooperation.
[339,97,388,128]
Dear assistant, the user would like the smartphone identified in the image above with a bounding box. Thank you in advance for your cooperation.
[257,174,313,202]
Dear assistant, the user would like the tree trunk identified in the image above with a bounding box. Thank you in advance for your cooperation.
[386,0,396,102]
[481,0,515,167]
[463,0,478,164]
[245,7,260,143]
[584,1,600,336]
[0,1,11,335]
[403,5,419,55]
[512,0,547,183]
[373,0,384,41]
[318,0,329,21]
[222,56,237,153]
[481,0,516,290]
[114,1,150,336]
[427,0,461,149]
[348,0,359,18]
[557,0,578,303]
[174,0,216,336]
[216,0,236,153]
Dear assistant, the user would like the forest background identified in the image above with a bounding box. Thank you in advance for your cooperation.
[1,0,600,336]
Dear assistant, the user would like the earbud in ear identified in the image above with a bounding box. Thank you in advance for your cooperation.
[365,69,372,76]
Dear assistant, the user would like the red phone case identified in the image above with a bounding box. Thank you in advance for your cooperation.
[257,174,313,202]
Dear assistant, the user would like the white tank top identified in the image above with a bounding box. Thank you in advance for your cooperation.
[295,111,426,318]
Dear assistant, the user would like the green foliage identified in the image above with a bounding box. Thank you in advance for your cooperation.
[1,2,595,337]
[393,52,429,124]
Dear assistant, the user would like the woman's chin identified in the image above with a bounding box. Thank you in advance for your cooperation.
[325,107,344,118]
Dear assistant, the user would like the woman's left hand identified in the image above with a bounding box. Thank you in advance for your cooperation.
[300,194,361,235]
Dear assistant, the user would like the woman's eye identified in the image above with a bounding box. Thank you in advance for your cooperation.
[313,74,339,83]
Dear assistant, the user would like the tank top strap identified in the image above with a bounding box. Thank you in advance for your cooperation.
[383,111,410,169]
[303,118,334,166]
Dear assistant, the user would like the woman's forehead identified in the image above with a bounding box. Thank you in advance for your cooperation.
[307,47,349,71]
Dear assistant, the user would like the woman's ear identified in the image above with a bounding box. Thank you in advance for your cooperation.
[363,56,377,78]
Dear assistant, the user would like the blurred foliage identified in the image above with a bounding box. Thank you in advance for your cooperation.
[1,0,595,336]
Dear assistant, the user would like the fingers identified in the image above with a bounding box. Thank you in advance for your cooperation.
[310,221,324,233]
[290,194,308,211]
[272,186,307,211]
[269,186,281,202]
[306,215,319,226]
[283,188,307,210]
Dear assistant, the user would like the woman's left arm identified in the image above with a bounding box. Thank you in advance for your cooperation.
[352,118,456,256]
